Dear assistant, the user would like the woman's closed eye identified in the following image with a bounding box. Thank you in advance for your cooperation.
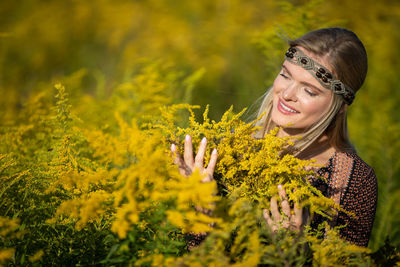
[280,72,289,79]
[305,88,318,97]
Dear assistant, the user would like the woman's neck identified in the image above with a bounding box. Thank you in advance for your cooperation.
[275,128,339,166]
[297,135,337,166]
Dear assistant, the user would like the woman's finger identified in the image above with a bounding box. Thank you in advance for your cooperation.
[171,144,190,176]
[278,185,291,219]
[291,202,303,231]
[194,137,207,169]
[270,196,281,222]
[184,135,194,168]
[263,208,271,223]
[201,148,217,183]
[205,148,218,176]
[171,144,182,165]
[263,208,277,232]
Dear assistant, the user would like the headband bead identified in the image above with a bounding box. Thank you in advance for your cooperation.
[284,47,355,105]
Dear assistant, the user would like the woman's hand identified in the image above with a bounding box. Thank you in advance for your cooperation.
[170,135,218,183]
[263,185,303,232]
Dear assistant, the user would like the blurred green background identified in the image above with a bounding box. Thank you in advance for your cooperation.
[1,0,399,250]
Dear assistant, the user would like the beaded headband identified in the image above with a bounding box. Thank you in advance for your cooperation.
[285,47,355,105]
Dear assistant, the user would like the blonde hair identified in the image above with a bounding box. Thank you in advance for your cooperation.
[255,28,368,156]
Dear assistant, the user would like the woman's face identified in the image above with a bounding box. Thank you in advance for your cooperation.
[271,48,333,137]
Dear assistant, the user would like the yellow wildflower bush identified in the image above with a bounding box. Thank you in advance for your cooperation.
[0,83,122,265]
[0,79,387,266]
[307,223,372,266]
[42,73,222,263]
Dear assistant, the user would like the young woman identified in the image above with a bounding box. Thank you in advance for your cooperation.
[171,28,378,247]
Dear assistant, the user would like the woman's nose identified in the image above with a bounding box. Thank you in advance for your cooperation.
[282,84,298,101]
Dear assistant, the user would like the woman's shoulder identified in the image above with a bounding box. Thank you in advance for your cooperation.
[313,150,378,227]
[330,151,377,185]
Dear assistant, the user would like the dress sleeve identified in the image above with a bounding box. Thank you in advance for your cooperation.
[336,166,378,247]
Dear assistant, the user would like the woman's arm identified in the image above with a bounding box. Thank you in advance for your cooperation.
[337,167,378,247]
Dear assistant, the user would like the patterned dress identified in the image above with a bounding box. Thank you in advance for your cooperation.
[311,151,378,247]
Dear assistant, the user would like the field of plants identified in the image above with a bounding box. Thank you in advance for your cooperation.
[1,0,400,266]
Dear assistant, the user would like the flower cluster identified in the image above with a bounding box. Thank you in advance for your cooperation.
[155,104,340,217]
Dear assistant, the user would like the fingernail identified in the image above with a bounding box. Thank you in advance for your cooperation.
[278,184,282,189]
[185,135,190,142]
[171,143,176,152]
[212,148,217,155]
[201,137,207,144]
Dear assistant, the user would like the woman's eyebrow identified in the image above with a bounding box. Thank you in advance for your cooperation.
[282,64,325,93]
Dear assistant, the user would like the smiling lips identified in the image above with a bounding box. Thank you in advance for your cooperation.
[277,99,300,114]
